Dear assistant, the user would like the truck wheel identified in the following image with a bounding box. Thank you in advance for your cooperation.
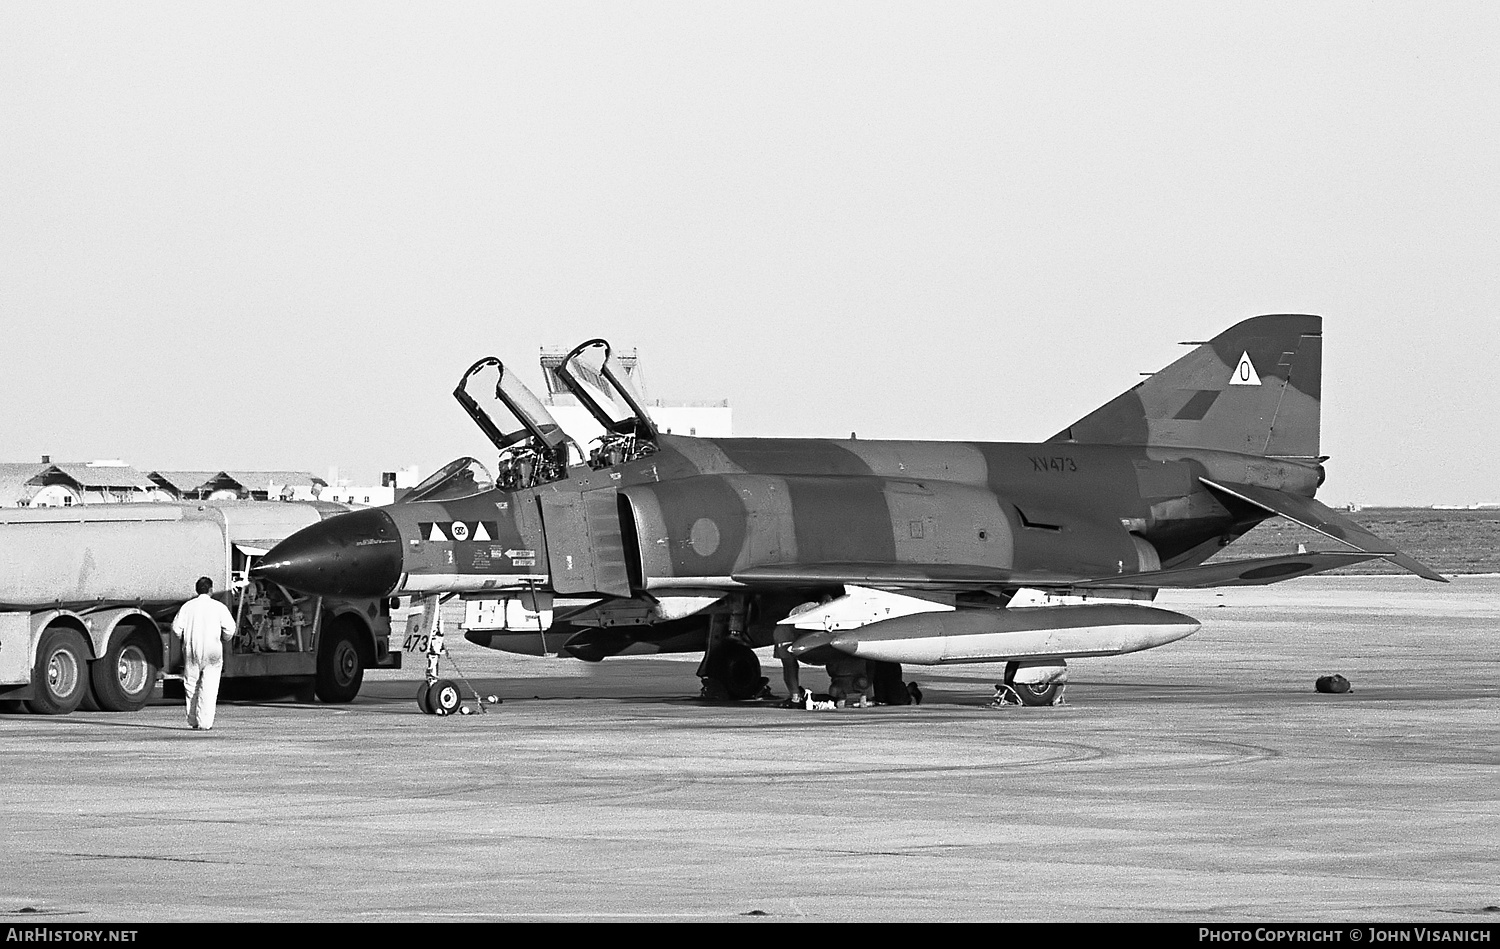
[25,628,90,715]
[293,678,318,703]
[315,622,365,704]
[90,631,158,712]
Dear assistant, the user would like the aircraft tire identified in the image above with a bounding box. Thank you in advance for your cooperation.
[417,682,433,714]
[429,679,462,716]
[89,631,158,712]
[315,620,366,704]
[1009,681,1061,707]
[703,641,763,701]
[871,660,909,705]
[25,628,90,715]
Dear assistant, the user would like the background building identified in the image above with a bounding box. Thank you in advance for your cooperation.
[322,466,422,507]
[0,460,170,507]
[0,459,326,506]
[149,470,326,501]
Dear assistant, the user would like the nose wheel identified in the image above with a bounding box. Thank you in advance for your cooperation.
[426,679,462,715]
[418,679,502,715]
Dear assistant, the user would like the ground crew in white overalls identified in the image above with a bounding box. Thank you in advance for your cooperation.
[171,576,237,731]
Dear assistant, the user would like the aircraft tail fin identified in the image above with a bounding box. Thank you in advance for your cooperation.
[1051,314,1322,459]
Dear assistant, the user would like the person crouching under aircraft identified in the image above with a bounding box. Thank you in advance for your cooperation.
[773,622,805,708]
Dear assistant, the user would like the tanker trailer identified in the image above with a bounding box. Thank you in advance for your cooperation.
[0,501,398,715]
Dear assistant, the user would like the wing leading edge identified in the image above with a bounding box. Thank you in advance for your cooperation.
[732,550,1383,592]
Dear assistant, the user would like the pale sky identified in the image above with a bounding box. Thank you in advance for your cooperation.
[2,2,1496,505]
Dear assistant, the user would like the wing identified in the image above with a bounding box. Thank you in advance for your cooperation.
[732,550,1384,591]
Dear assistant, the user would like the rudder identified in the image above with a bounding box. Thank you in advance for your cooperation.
[1051,313,1322,459]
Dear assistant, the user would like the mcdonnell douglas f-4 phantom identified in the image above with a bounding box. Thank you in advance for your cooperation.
[255,314,1443,706]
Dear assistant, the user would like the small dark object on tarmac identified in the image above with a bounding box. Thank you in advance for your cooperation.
[1315,674,1352,694]
[907,681,923,705]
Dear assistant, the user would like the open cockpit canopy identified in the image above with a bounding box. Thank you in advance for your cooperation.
[452,356,576,489]
[453,357,570,453]
[556,340,657,441]
[555,339,659,468]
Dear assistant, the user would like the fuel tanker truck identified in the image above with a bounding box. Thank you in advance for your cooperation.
[0,500,399,715]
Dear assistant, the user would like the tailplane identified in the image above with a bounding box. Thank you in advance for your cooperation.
[1052,314,1322,459]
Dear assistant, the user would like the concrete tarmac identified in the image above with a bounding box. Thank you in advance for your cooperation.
[1,576,1496,922]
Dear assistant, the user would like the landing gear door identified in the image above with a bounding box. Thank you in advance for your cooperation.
[537,491,633,598]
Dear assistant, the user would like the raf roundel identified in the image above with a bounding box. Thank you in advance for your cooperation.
[689,517,721,557]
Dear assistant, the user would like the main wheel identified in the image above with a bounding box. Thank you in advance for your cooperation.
[429,678,462,716]
[89,631,158,712]
[25,628,91,715]
[1008,680,1061,706]
[702,640,763,701]
[871,660,909,706]
[315,621,366,703]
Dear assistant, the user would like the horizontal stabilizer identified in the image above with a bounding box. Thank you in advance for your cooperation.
[1072,551,1381,588]
[1201,479,1446,582]
[734,550,1384,592]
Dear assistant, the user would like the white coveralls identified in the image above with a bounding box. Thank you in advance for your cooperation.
[171,593,237,730]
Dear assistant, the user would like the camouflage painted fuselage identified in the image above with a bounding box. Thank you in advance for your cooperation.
[255,313,1440,673]
[384,434,1318,598]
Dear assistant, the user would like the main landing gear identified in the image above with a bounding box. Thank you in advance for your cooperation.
[696,599,770,701]
[990,660,1068,708]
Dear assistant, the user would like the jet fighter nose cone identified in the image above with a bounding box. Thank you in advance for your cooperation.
[252,507,403,599]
